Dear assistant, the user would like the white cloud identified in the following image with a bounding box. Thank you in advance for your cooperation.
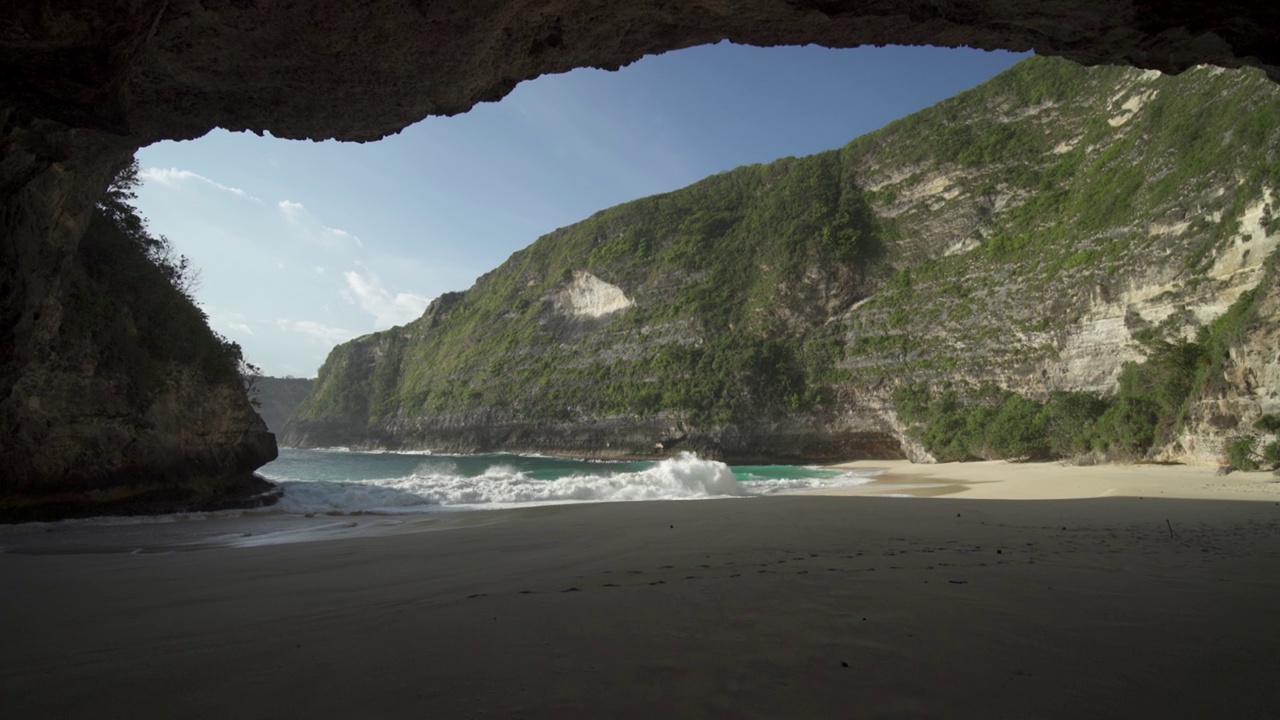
[228,322,254,335]
[275,202,364,250]
[278,199,305,222]
[322,226,364,248]
[312,266,326,274]
[342,269,431,328]
[279,319,353,345]
[141,167,263,204]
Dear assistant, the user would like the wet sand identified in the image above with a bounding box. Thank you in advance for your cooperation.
[3,479,1280,718]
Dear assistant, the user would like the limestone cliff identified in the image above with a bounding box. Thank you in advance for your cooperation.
[1167,262,1280,464]
[287,58,1280,464]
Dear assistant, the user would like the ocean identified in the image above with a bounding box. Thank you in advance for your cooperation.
[0,449,879,554]
[261,448,877,515]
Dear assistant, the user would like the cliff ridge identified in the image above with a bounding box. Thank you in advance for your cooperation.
[287,58,1280,464]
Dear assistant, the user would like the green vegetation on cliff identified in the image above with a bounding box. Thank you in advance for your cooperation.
[290,57,1280,459]
[896,249,1280,462]
[304,153,888,428]
[64,161,253,400]
[0,158,277,518]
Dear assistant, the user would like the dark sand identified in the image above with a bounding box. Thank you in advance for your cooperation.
[3,495,1280,718]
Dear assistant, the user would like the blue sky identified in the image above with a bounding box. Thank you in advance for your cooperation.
[134,43,1027,377]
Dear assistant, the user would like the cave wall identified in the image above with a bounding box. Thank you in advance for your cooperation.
[2,1,1279,503]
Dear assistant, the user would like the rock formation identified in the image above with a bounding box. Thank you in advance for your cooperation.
[286,59,1280,464]
[3,2,1280,505]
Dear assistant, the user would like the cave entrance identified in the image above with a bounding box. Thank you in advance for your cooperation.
[129,43,1025,378]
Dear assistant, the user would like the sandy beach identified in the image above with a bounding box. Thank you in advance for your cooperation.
[4,463,1280,718]
[828,458,1280,501]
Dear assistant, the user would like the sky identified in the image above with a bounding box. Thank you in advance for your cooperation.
[133,43,1028,377]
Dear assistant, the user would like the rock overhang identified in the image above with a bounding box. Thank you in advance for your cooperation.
[4,1,1279,151]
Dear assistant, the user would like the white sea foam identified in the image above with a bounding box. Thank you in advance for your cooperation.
[278,453,700,514]
[275,452,875,515]
[742,472,877,494]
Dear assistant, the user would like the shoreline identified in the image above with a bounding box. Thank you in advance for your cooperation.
[822,458,1280,502]
[5,457,1277,549]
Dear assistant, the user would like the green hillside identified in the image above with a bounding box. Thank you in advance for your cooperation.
[286,57,1280,462]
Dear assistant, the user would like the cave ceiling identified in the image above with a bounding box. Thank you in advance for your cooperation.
[3,0,1278,149]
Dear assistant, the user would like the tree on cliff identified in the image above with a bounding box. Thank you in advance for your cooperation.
[71,158,259,394]
[98,160,201,302]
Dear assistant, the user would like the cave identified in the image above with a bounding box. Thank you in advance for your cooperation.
[2,0,1278,512]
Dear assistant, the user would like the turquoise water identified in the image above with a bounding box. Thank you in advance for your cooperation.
[259,448,874,514]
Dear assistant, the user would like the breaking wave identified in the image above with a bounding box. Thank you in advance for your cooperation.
[264,451,873,515]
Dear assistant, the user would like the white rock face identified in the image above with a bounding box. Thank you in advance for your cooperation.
[554,271,634,318]
[1051,313,1141,392]
[1051,138,1080,155]
[1211,193,1279,282]
[1107,89,1156,126]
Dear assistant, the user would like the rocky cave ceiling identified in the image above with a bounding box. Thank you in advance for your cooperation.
[4,0,1278,149]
